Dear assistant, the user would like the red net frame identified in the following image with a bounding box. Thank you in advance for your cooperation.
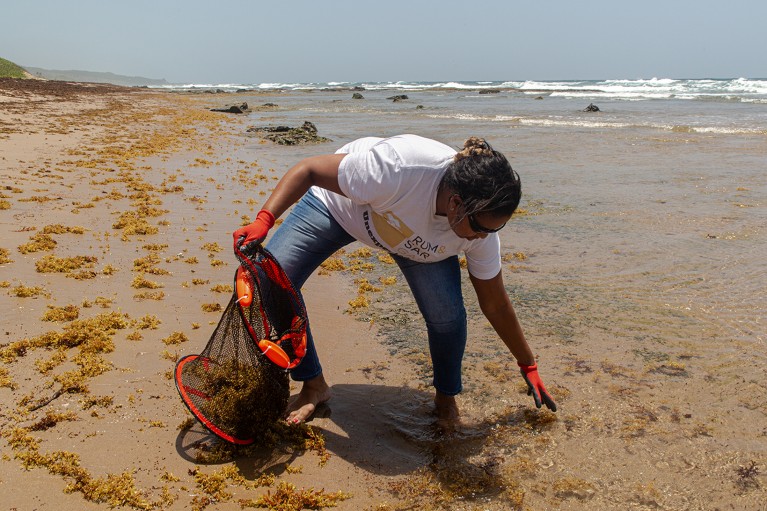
[174,244,307,444]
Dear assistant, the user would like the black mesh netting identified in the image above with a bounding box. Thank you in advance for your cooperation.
[174,244,307,445]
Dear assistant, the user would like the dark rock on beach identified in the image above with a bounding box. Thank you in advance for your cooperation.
[246,121,331,145]
[248,103,278,112]
[352,92,364,99]
[210,102,249,114]
[387,94,409,102]
[584,103,600,112]
[249,103,279,112]
[479,89,501,94]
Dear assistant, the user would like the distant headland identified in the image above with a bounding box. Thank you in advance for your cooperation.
[23,66,168,87]
[0,56,167,87]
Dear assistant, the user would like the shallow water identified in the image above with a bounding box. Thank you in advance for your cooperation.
[237,89,766,353]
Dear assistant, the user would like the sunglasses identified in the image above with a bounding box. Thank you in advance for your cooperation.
[467,212,506,234]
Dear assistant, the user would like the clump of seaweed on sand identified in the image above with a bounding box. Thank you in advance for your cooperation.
[41,304,80,322]
[132,314,161,330]
[186,464,349,511]
[133,253,171,275]
[18,232,57,254]
[35,254,98,274]
[239,481,351,511]
[0,247,13,264]
[81,296,115,309]
[202,241,223,254]
[142,242,168,251]
[0,366,18,390]
[161,331,189,345]
[40,224,86,235]
[735,461,761,492]
[210,283,233,293]
[0,311,129,409]
[2,426,156,510]
[29,410,79,431]
[133,290,166,301]
[186,419,331,471]
[131,274,164,289]
[9,284,51,298]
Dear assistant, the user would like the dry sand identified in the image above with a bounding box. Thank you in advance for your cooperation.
[0,78,765,511]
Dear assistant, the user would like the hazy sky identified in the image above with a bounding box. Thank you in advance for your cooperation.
[3,0,765,83]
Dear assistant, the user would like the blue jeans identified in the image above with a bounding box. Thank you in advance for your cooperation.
[266,191,467,396]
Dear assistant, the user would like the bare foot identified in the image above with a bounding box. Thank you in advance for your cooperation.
[434,391,460,431]
[285,374,332,424]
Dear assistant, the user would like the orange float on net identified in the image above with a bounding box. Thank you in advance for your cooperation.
[235,266,253,307]
[258,339,291,368]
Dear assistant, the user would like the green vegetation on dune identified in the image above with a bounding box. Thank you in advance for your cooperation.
[0,57,29,78]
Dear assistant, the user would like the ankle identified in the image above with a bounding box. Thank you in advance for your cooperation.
[434,390,455,405]
[300,374,330,394]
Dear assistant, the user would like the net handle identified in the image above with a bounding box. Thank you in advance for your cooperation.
[232,240,307,370]
[234,240,275,337]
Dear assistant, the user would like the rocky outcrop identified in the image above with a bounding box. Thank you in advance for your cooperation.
[249,103,278,111]
[246,121,331,145]
[210,102,249,114]
[584,103,600,112]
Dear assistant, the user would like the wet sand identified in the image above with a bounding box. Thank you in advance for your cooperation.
[1,78,765,510]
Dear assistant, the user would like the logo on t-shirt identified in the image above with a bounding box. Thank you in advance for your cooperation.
[364,210,443,260]
[371,211,413,247]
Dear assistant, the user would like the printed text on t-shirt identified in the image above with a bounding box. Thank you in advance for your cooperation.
[363,211,445,260]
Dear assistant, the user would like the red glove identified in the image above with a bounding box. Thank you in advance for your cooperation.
[518,362,557,411]
[233,210,275,251]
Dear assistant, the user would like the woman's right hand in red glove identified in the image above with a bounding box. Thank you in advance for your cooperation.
[518,362,557,411]
[232,209,276,251]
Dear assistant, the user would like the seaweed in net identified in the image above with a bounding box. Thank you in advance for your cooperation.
[175,245,305,445]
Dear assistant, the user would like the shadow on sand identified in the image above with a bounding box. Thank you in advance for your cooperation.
[176,382,518,498]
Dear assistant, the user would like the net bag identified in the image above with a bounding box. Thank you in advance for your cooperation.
[174,243,308,445]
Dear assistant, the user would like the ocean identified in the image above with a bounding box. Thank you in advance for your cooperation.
[153,77,767,134]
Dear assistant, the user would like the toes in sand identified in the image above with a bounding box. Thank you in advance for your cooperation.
[286,374,332,424]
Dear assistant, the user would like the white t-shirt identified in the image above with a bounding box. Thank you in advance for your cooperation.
[311,134,501,280]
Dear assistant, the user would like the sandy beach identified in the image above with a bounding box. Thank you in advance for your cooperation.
[1,78,765,511]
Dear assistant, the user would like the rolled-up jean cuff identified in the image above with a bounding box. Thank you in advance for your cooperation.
[433,382,463,397]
